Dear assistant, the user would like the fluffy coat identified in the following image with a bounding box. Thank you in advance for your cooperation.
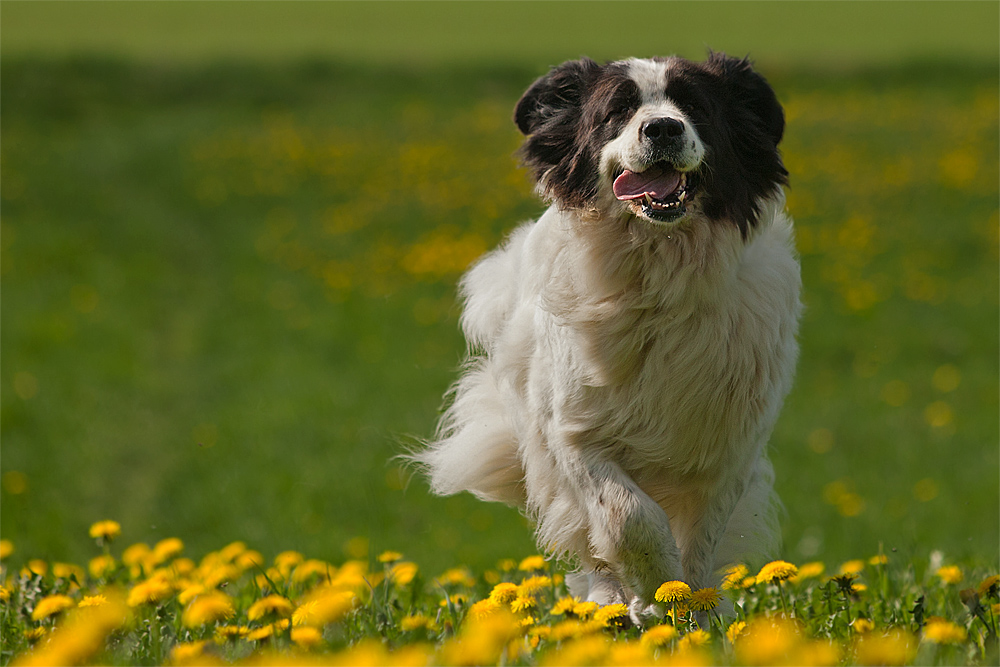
[413,52,801,622]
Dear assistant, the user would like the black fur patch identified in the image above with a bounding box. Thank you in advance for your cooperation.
[514,52,788,235]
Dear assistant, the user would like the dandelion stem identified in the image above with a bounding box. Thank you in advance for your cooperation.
[777,582,790,618]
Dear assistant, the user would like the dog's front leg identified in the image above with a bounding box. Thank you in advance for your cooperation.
[582,459,682,624]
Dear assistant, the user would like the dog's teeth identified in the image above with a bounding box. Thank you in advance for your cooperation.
[644,193,653,206]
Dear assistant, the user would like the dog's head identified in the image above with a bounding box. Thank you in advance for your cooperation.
[514,53,787,236]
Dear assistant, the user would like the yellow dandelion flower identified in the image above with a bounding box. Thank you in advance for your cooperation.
[855,628,917,666]
[127,575,173,607]
[0,586,10,603]
[53,562,85,583]
[24,627,47,642]
[468,598,502,621]
[608,641,649,665]
[757,560,799,584]
[551,596,579,615]
[640,624,678,649]
[869,554,889,566]
[733,616,804,665]
[376,550,403,564]
[235,549,264,571]
[518,554,548,572]
[291,625,323,649]
[978,574,999,598]
[215,625,249,641]
[489,582,519,605]
[31,594,75,621]
[852,618,874,634]
[922,617,967,644]
[400,613,434,632]
[247,594,294,621]
[177,584,207,606]
[839,559,866,576]
[79,595,108,608]
[689,587,721,611]
[389,561,419,586]
[548,619,592,641]
[678,628,711,650]
[23,559,48,576]
[726,620,747,643]
[936,565,963,585]
[295,589,357,626]
[217,541,246,562]
[291,601,318,626]
[542,634,610,665]
[654,580,692,603]
[246,624,275,642]
[274,550,304,575]
[20,594,129,666]
[795,639,842,666]
[572,600,600,619]
[182,591,235,628]
[722,563,750,589]
[150,537,184,565]
[169,640,207,664]
[290,559,330,584]
[497,558,516,572]
[88,520,121,542]
[0,539,13,559]
[201,563,240,589]
[593,603,628,625]
[791,561,826,583]
[439,566,475,587]
[510,594,536,613]
[517,575,551,595]
[88,555,116,580]
[121,543,150,566]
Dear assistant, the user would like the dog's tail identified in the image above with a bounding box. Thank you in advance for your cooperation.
[404,360,526,507]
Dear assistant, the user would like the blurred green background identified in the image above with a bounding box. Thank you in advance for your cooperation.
[2,1,997,575]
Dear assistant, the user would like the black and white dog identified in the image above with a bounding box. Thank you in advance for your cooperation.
[415,53,800,623]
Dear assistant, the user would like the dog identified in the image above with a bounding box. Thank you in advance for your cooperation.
[413,52,801,623]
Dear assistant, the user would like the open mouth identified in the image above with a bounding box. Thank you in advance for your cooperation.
[612,162,697,223]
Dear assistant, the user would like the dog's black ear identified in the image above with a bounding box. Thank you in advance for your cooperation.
[514,58,599,136]
[706,51,785,146]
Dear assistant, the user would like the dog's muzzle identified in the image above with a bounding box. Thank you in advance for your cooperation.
[613,162,697,223]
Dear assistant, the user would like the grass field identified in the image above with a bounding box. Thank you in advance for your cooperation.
[1,1,998,663]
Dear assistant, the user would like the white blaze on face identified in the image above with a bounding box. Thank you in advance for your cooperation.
[598,58,706,181]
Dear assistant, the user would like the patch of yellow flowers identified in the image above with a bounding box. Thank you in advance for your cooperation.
[0,524,996,666]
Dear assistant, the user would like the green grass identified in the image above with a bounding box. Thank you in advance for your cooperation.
[1,54,998,588]
[3,1,997,67]
[1,535,998,665]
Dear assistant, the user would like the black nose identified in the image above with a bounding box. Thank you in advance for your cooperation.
[642,118,685,147]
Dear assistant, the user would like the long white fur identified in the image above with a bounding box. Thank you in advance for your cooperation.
[416,58,801,623]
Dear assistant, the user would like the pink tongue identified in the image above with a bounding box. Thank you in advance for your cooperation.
[613,165,681,201]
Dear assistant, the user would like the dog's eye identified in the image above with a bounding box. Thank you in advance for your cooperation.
[603,101,637,124]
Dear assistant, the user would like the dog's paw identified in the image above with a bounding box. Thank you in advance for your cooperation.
[627,596,665,628]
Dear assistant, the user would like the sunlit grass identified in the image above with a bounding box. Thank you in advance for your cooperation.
[1,525,997,665]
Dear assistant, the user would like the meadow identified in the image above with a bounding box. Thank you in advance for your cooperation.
[1,1,998,664]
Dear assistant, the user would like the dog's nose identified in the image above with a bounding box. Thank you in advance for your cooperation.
[642,118,685,147]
